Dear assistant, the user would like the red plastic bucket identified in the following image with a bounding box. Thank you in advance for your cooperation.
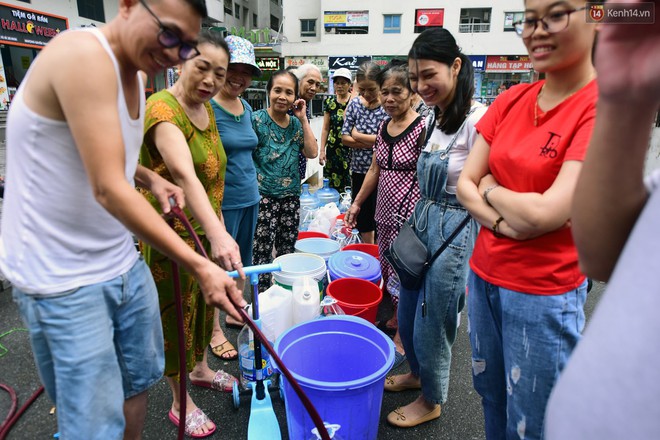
[297,230,330,240]
[326,278,382,324]
[342,243,379,259]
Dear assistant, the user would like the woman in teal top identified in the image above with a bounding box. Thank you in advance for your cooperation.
[251,69,318,292]
[209,35,261,354]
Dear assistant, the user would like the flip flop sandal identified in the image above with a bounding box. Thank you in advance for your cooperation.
[190,369,237,393]
[168,408,216,438]
[210,340,238,360]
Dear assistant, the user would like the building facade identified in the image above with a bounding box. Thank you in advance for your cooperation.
[0,0,284,108]
[281,0,538,102]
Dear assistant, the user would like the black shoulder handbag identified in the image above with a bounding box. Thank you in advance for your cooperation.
[383,109,475,291]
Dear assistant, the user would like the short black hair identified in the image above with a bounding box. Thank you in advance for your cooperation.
[197,28,229,59]
[267,69,299,97]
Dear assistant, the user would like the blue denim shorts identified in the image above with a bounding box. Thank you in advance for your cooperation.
[13,256,164,439]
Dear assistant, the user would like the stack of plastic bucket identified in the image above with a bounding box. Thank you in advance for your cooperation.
[327,250,381,285]
[273,253,327,295]
[294,238,341,263]
[326,250,383,323]
[342,243,379,259]
[275,315,395,440]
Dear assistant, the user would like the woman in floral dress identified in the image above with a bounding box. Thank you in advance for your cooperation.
[320,68,353,191]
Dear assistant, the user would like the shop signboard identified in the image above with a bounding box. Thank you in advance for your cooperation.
[469,55,487,71]
[285,57,328,70]
[328,56,372,71]
[256,57,280,71]
[416,9,445,27]
[0,2,69,49]
[324,11,369,28]
[486,55,533,72]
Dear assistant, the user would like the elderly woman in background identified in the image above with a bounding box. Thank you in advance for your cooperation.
[140,30,240,438]
[292,63,322,180]
[208,35,262,354]
[320,68,353,191]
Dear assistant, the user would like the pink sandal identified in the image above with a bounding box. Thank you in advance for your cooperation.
[189,369,237,393]
[168,408,216,438]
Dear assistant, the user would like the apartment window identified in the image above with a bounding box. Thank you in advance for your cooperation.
[243,7,249,25]
[504,11,524,32]
[300,19,317,37]
[234,3,240,19]
[224,0,232,16]
[459,8,492,33]
[77,0,105,22]
[414,9,444,33]
[324,11,369,35]
[270,15,280,31]
[383,14,401,34]
[253,13,258,28]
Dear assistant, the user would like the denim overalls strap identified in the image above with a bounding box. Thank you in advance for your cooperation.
[412,108,476,232]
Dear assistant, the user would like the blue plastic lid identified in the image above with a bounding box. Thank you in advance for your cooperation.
[327,250,381,283]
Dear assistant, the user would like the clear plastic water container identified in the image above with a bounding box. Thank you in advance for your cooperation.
[300,184,320,230]
[316,178,340,207]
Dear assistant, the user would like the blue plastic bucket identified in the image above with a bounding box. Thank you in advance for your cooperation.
[327,250,382,285]
[275,315,395,440]
[294,238,341,262]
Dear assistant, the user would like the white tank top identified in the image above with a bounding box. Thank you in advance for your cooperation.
[0,28,143,294]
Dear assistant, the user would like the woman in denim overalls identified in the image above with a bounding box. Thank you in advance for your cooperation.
[384,28,486,428]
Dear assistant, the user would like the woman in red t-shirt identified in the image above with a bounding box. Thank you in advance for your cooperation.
[456,0,598,438]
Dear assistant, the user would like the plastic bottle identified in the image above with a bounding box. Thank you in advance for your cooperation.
[331,232,348,249]
[292,277,321,325]
[237,324,275,388]
[331,219,347,238]
[315,178,340,207]
[318,296,346,318]
[345,228,363,247]
[386,273,401,298]
[338,188,352,214]
[299,184,320,230]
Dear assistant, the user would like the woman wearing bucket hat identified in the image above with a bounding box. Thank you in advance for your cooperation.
[209,35,262,356]
[319,67,353,192]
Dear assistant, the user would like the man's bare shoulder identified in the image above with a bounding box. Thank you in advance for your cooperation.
[24,29,117,119]
[37,30,114,74]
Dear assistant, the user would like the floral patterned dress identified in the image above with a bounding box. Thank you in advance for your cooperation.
[139,90,227,378]
[322,95,351,191]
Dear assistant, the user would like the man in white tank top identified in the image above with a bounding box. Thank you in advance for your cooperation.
[0,1,246,438]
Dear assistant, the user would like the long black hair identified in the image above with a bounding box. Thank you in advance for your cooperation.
[408,28,474,134]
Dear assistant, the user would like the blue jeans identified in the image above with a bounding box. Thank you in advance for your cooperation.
[222,202,259,267]
[467,271,587,440]
[13,256,164,440]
